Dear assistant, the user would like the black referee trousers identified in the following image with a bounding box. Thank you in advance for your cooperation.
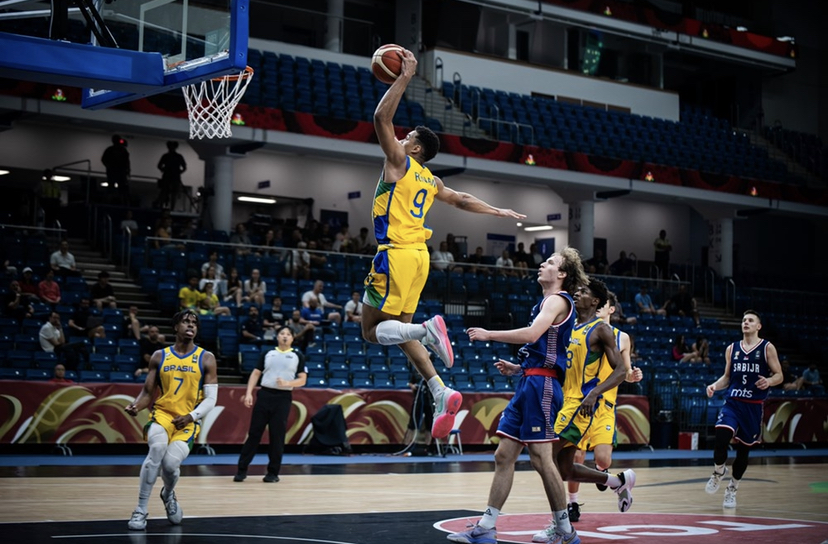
[238,387,292,476]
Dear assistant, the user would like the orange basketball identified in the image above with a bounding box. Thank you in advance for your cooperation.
[371,44,404,85]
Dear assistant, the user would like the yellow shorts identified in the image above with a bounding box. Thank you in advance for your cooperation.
[554,398,594,448]
[577,401,617,450]
[146,409,199,446]
[363,247,429,316]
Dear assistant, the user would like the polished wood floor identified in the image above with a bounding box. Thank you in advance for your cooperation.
[1,461,826,525]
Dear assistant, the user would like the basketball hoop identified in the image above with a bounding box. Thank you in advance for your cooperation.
[182,66,254,139]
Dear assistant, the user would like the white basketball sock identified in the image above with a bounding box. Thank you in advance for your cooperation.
[479,505,500,529]
[375,320,427,345]
[427,375,446,398]
[554,508,573,534]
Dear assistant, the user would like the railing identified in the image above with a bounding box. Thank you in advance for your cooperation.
[704,268,716,304]
[724,278,736,316]
[122,225,132,274]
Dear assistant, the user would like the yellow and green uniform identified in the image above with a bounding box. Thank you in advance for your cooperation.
[148,345,206,445]
[364,156,438,315]
[555,317,604,446]
[577,326,623,450]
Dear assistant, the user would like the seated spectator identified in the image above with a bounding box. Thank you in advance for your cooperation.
[692,335,711,364]
[300,296,326,334]
[224,267,243,306]
[801,364,822,389]
[466,246,491,276]
[495,249,515,276]
[49,363,75,384]
[68,298,106,339]
[529,243,544,268]
[664,284,700,327]
[585,249,609,275]
[269,296,286,327]
[178,275,204,311]
[230,223,253,255]
[4,280,34,320]
[200,251,226,279]
[609,301,637,326]
[287,308,315,351]
[672,334,701,363]
[40,311,89,370]
[332,225,351,253]
[344,290,363,323]
[19,267,41,301]
[137,326,166,378]
[153,216,177,249]
[301,280,342,325]
[513,242,533,276]
[306,240,334,280]
[780,358,801,391]
[50,240,82,277]
[199,282,231,316]
[38,269,61,305]
[634,285,666,315]
[431,241,456,272]
[609,250,635,277]
[241,305,273,344]
[262,228,285,256]
[351,226,373,255]
[200,265,227,299]
[120,210,139,232]
[90,271,117,310]
[287,241,311,280]
[242,268,267,306]
[123,305,145,341]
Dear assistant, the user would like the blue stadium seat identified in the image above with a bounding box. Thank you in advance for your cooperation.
[79,370,108,382]
[26,368,51,381]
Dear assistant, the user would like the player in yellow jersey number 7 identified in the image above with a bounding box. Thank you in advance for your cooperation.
[361,46,525,440]
[124,310,219,531]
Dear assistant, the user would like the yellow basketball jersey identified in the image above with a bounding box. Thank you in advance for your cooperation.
[596,327,623,405]
[563,317,604,400]
[371,156,437,249]
[153,346,205,416]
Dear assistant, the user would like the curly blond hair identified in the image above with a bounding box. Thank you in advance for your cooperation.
[558,246,588,294]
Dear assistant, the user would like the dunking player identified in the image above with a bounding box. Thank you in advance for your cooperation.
[705,309,782,508]
[361,46,524,440]
[533,291,642,541]
[447,248,586,544]
[124,310,218,530]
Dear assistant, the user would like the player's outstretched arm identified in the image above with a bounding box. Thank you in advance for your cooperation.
[125,350,162,415]
[374,49,416,178]
[434,177,526,219]
[467,294,567,345]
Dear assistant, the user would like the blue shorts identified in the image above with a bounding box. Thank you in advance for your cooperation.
[715,398,763,446]
[497,374,562,443]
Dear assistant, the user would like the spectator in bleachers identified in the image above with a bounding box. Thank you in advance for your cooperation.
[120,210,139,233]
[344,291,363,323]
[224,267,243,306]
[50,240,81,277]
[101,134,131,206]
[287,241,311,280]
[801,364,822,390]
[200,251,226,279]
[635,285,666,316]
[692,335,711,364]
[40,311,88,370]
[529,243,544,268]
[609,302,637,326]
[199,282,231,316]
[4,280,34,320]
[137,326,164,378]
[68,297,106,339]
[609,250,635,277]
[431,241,456,272]
[49,363,74,384]
[38,269,61,306]
[332,225,351,253]
[653,229,672,279]
[672,334,701,363]
[779,358,800,391]
[263,228,285,255]
[179,275,204,311]
[300,296,327,330]
[466,246,491,276]
[90,271,117,310]
[123,305,156,342]
[243,268,267,306]
[305,240,333,280]
[495,249,515,276]
[269,296,286,327]
[287,309,315,351]
[200,266,227,299]
[230,223,253,255]
[663,284,700,327]
[585,249,609,275]
[513,242,532,276]
[241,305,274,344]
[19,267,41,301]
[153,216,175,249]
[351,227,373,254]
[301,280,342,325]
[445,233,462,261]
[155,140,187,210]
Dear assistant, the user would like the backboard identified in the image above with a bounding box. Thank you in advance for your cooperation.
[0,0,248,110]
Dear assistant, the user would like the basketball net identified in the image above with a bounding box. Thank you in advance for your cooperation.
[182,66,254,139]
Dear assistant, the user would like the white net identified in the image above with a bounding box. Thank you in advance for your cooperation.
[182,66,253,139]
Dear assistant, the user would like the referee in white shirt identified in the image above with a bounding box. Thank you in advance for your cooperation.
[235,326,308,483]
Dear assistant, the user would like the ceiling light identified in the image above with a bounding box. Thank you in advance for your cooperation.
[238,196,277,204]
[100,182,109,187]
[516,222,523,227]
[0,170,9,175]
[524,225,554,232]
[52,175,71,182]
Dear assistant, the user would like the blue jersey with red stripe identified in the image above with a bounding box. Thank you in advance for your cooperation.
[517,291,575,376]
[726,339,770,402]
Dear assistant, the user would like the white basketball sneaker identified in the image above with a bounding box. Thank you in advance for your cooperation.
[532,520,555,543]
[128,509,148,531]
[705,466,728,494]
[723,484,737,508]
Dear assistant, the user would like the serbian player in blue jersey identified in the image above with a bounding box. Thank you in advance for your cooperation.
[448,247,587,544]
[705,309,782,508]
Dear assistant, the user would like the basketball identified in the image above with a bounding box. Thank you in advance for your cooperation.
[371,44,404,85]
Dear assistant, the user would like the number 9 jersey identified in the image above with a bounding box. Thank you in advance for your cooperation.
[372,156,437,250]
